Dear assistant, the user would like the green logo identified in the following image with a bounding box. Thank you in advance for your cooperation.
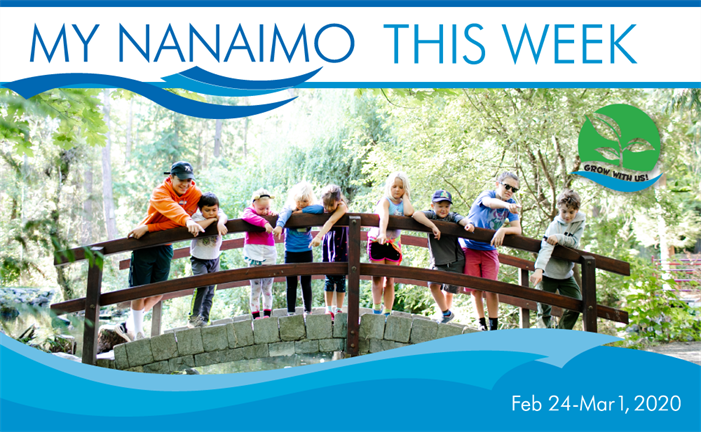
[574,104,662,192]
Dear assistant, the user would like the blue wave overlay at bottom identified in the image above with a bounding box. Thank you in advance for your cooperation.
[1,330,699,431]
[572,171,663,192]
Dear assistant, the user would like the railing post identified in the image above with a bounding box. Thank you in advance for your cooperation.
[346,216,361,357]
[581,255,597,333]
[518,268,530,328]
[151,301,162,338]
[82,247,103,366]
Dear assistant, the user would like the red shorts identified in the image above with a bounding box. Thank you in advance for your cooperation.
[462,248,500,293]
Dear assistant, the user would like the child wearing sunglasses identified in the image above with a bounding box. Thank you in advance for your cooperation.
[459,172,522,331]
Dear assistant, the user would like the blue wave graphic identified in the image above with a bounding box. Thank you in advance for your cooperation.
[3,67,321,119]
[0,330,616,393]
[572,171,663,192]
[159,74,280,97]
[2,330,699,432]
[179,66,321,90]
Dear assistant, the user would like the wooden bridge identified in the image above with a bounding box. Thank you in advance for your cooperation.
[50,213,630,367]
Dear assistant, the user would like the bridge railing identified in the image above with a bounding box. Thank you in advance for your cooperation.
[51,213,630,365]
[111,231,562,334]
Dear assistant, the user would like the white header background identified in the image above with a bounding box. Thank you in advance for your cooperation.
[1,7,700,84]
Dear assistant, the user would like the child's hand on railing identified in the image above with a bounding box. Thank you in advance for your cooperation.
[264,223,274,233]
[217,220,228,236]
[128,225,149,239]
[431,226,441,240]
[309,234,323,248]
[187,219,206,237]
[546,235,559,245]
[530,268,543,286]
[490,227,507,247]
[273,226,283,239]
[465,223,475,233]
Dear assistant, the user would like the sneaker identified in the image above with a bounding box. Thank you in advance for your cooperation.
[326,310,335,321]
[373,309,383,315]
[135,331,146,341]
[187,315,206,328]
[478,323,488,331]
[114,322,133,343]
[437,311,455,324]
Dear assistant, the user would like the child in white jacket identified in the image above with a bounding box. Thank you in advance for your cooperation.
[530,189,586,329]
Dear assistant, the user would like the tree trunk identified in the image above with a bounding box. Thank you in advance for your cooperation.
[125,98,133,164]
[52,150,76,300]
[200,121,208,169]
[214,119,222,158]
[101,90,118,240]
[82,158,93,245]
[655,174,672,286]
[242,97,249,158]
[243,118,248,158]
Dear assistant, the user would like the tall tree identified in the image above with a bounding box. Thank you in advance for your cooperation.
[125,98,133,164]
[214,119,222,158]
[101,89,118,240]
[82,155,93,245]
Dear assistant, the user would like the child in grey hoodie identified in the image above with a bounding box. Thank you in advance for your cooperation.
[530,189,586,329]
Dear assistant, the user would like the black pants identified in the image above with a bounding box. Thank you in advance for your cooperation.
[129,245,173,287]
[190,256,220,322]
[285,250,313,313]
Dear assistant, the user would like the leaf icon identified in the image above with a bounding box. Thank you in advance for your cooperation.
[590,114,621,142]
[578,104,661,172]
[595,147,620,163]
[624,138,655,153]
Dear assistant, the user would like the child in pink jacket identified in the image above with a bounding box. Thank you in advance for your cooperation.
[242,189,277,319]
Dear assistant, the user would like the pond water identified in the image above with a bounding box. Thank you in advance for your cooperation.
[196,352,341,374]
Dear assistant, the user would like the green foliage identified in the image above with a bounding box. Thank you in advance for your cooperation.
[0,88,106,155]
[619,259,701,348]
[2,86,700,338]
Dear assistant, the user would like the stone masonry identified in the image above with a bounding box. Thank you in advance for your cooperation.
[109,309,478,373]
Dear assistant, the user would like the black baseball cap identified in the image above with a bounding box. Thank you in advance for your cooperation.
[164,161,194,180]
[432,190,452,204]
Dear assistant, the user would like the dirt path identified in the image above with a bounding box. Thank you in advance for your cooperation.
[646,341,701,366]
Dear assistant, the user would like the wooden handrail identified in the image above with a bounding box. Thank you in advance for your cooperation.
[50,261,628,324]
[117,232,537,271]
[59,213,629,276]
[52,274,569,320]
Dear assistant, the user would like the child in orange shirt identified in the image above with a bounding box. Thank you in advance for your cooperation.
[115,161,227,341]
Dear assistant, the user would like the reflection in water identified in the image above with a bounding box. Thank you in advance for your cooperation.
[198,352,340,374]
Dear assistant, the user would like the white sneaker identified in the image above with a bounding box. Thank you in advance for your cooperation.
[135,331,146,341]
[115,322,134,343]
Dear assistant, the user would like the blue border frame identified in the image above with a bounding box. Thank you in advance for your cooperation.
[2,0,700,6]
[3,82,700,89]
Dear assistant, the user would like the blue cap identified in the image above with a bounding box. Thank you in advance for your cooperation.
[432,190,452,203]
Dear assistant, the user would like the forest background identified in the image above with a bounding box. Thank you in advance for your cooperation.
[1,87,699,347]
